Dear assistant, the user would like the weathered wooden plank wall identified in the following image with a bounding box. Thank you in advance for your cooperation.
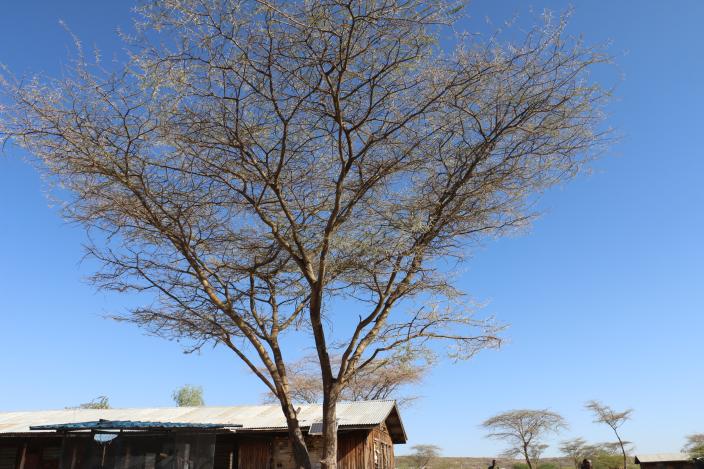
[366,422,394,469]
[238,438,272,469]
[214,435,236,469]
[270,430,381,469]
[337,432,368,469]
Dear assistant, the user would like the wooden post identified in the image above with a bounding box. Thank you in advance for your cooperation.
[123,445,131,469]
[17,445,27,469]
[70,445,78,469]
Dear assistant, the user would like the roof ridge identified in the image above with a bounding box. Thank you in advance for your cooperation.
[0,400,397,414]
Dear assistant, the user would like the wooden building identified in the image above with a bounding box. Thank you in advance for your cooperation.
[0,401,406,469]
[635,453,695,469]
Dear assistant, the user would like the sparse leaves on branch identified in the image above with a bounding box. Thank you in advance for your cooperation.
[262,351,428,406]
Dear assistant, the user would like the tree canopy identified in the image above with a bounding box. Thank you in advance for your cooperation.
[408,444,441,469]
[262,351,428,406]
[684,434,704,458]
[585,401,633,469]
[560,437,589,469]
[0,1,609,468]
[483,409,568,469]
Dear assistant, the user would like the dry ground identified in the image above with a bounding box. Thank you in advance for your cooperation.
[395,456,573,469]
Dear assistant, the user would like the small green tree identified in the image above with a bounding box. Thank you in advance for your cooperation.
[172,385,205,407]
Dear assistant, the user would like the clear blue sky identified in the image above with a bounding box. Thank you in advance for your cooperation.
[1,0,702,458]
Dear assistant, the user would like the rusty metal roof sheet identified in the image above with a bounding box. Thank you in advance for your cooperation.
[0,400,406,443]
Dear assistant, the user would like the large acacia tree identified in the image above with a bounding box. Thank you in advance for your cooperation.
[1,1,609,468]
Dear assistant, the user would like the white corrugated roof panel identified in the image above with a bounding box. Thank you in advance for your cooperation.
[635,453,691,464]
[0,400,405,443]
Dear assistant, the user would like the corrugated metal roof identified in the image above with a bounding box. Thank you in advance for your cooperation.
[0,400,405,443]
[635,453,691,464]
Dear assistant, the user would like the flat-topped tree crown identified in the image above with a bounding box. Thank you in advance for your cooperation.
[483,409,568,469]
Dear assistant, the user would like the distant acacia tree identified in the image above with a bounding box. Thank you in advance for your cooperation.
[408,444,441,469]
[73,396,110,409]
[482,410,567,469]
[585,401,632,469]
[583,443,632,469]
[560,438,631,469]
[684,434,704,457]
[172,385,205,407]
[0,1,610,468]
[529,444,549,462]
[560,437,589,469]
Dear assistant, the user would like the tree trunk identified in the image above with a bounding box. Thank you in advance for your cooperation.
[279,400,312,469]
[320,393,338,469]
[309,281,338,469]
[620,444,627,469]
[524,445,533,469]
[616,433,627,469]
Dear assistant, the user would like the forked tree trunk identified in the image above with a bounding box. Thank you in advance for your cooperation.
[320,393,339,469]
[280,400,313,469]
